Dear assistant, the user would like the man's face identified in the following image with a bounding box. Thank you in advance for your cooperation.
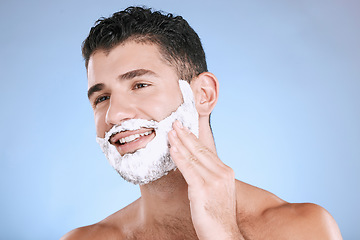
[87,42,183,155]
[87,41,200,184]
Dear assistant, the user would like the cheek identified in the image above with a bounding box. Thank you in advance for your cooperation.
[138,91,182,121]
[94,111,107,138]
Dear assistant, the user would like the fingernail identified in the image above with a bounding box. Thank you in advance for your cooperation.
[184,126,191,133]
[175,120,183,129]
[171,130,177,138]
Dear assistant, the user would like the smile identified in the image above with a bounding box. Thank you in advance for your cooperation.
[108,128,156,155]
[118,130,153,145]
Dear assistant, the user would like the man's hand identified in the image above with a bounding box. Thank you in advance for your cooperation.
[168,120,244,240]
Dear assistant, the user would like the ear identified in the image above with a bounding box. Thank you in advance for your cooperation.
[190,72,219,117]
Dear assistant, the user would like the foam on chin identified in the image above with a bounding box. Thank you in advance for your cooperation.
[96,80,199,185]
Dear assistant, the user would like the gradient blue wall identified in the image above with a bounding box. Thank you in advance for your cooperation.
[0,0,359,239]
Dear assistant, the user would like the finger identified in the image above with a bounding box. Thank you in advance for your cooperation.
[168,129,211,185]
[172,120,224,171]
[169,125,237,200]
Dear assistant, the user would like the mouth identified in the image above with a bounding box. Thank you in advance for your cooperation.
[109,128,156,155]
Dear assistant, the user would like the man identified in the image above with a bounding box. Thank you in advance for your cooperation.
[62,6,342,240]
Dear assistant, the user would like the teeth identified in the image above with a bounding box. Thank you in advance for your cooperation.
[118,130,153,144]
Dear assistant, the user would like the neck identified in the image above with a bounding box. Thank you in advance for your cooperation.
[139,169,191,221]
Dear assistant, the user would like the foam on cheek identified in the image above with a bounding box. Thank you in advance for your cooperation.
[174,80,199,137]
[96,80,199,184]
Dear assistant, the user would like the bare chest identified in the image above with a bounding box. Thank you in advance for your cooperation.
[125,227,198,240]
[123,218,198,240]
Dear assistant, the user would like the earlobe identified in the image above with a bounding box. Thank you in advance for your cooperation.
[191,72,219,116]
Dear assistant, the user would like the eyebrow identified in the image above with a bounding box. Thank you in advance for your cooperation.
[87,69,158,99]
[118,69,158,80]
[87,83,104,99]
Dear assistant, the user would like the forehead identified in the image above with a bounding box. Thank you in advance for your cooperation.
[87,42,174,87]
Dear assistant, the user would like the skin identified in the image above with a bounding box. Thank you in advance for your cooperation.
[61,41,343,240]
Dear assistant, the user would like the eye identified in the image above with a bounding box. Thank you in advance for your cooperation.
[134,83,149,89]
[94,95,110,105]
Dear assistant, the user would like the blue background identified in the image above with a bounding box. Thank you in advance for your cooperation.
[1,0,359,239]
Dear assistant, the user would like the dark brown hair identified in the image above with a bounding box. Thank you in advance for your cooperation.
[82,6,208,81]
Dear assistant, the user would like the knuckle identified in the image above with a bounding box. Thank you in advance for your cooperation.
[196,145,211,155]
[184,154,199,169]
[188,154,198,164]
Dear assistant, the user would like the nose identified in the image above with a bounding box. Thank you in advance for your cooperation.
[105,95,136,126]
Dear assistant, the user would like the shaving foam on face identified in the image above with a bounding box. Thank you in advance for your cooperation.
[96,80,199,185]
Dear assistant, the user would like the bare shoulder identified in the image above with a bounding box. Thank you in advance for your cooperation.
[235,181,342,239]
[262,201,343,239]
[60,199,141,240]
[60,223,123,240]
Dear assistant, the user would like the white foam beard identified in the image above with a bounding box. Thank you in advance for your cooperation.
[96,80,199,185]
